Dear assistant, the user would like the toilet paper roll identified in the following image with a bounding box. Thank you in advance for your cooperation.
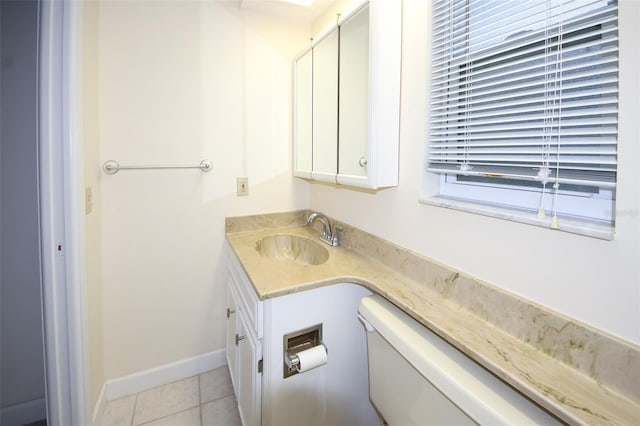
[295,345,328,373]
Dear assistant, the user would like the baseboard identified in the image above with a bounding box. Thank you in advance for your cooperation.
[0,398,46,426]
[104,349,227,401]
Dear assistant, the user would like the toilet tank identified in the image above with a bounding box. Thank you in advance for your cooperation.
[358,295,561,426]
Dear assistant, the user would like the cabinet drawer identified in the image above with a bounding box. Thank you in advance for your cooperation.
[228,249,263,338]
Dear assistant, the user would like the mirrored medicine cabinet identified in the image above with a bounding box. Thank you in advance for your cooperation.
[293,0,401,189]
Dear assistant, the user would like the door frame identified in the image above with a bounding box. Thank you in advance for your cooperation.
[38,1,89,425]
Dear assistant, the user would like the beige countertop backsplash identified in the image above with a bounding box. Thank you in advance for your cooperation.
[225,210,639,426]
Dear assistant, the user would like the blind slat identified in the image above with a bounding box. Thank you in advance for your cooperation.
[430,105,618,128]
[425,136,617,148]
[426,167,616,189]
[430,45,618,97]
[429,79,618,115]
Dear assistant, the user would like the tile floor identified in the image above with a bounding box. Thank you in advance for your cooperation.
[98,367,241,426]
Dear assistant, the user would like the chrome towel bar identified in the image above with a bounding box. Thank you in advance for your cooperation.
[103,159,213,175]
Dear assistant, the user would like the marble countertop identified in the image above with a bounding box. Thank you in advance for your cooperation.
[225,211,639,426]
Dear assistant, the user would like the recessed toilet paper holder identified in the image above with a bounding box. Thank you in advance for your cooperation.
[283,324,326,378]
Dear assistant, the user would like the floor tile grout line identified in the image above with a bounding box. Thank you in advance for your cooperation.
[201,390,236,406]
[135,405,202,426]
[198,369,235,406]
[130,393,138,426]
[197,374,203,426]
[130,375,201,426]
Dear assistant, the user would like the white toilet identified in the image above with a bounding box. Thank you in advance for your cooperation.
[358,295,561,426]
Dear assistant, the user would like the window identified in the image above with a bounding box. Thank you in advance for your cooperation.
[424,0,619,238]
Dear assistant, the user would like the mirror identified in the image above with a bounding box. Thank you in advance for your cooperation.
[311,28,339,180]
[338,4,369,177]
[294,49,313,177]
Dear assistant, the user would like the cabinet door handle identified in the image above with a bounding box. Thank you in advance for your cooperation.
[359,157,368,167]
[226,308,235,319]
[235,333,246,346]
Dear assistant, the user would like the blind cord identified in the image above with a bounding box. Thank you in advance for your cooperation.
[550,4,564,230]
[537,0,554,219]
[461,1,473,176]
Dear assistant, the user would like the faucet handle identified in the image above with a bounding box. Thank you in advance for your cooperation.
[330,225,341,246]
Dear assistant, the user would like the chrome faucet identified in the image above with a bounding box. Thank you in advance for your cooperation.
[307,212,339,247]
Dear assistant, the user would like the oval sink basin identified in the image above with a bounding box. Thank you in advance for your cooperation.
[255,234,329,266]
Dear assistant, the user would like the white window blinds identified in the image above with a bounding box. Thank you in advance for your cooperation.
[427,0,619,228]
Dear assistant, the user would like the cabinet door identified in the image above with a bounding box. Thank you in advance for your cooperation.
[312,29,339,182]
[293,49,313,178]
[336,0,401,189]
[339,4,369,179]
[226,281,239,397]
[237,313,262,426]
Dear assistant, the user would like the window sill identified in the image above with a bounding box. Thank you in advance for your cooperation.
[419,196,614,240]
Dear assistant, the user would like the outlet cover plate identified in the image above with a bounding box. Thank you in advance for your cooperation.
[237,177,249,196]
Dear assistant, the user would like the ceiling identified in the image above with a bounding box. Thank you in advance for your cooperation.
[238,0,336,24]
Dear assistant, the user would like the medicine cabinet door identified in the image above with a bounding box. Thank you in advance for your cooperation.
[293,49,313,178]
[311,29,339,181]
[338,4,369,179]
[336,0,401,189]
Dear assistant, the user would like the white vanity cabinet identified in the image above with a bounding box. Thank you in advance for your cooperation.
[227,252,263,426]
[226,247,380,426]
[293,0,401,189]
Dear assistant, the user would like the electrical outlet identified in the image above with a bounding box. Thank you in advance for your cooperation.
[237,177,249,196]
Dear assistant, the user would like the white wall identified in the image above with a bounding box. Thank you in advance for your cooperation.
[310,0,640,345]
[83,0,106,411]
[0,0,46,413]
[311,0,354,36]
[86,0,638,391]
[94,1,310,379]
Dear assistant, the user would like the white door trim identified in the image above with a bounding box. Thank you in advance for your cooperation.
[38,1,88,425]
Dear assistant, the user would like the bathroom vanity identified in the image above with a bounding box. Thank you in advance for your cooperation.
[226,244,380,426]
[225,210,640,426]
